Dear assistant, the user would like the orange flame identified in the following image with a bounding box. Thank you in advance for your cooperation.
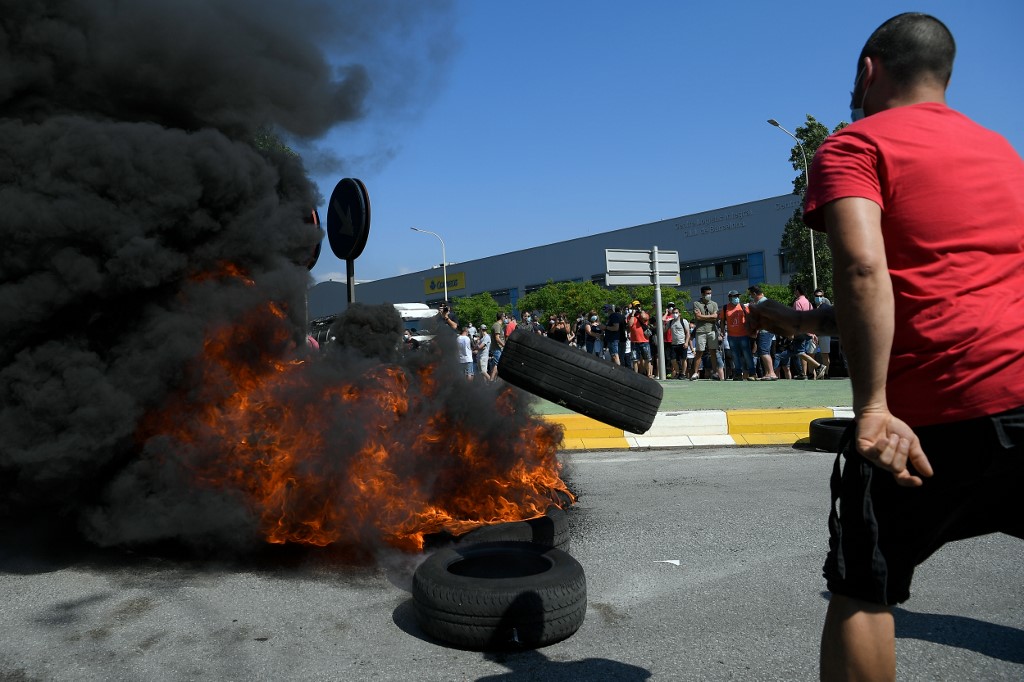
[140,273,571,551]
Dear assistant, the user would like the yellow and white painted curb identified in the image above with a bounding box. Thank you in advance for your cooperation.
[543,407,854,450]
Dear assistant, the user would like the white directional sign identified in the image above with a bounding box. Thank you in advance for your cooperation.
[604,248,680,286]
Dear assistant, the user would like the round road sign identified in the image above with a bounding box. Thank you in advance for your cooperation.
[326,178,371,262]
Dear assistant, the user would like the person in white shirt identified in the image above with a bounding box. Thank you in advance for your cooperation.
[456,326,474,380]
[476,329,491,380]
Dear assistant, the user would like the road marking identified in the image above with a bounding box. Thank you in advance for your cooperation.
[565,449,813,465]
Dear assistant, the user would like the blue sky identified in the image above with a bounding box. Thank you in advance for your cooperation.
[307,1,1024,285]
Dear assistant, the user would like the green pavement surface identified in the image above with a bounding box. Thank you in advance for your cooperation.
[530,377,853,414]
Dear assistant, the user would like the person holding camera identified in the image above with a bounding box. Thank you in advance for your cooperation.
[626,300,653,378]
[438,302,458,331]
[548,314,572,344]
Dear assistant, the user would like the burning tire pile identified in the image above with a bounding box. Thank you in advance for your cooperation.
[412,509,586,650]
[410,326,668,649]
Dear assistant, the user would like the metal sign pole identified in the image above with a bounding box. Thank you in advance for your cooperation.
[346,259,355,303]
[652,246,667,380]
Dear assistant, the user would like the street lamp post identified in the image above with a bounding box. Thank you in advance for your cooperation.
[767,118,817,291]
[410,227,448,303]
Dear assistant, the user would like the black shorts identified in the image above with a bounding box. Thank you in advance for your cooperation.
[823,405,1024,605]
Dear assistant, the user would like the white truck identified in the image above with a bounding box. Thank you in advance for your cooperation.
[308,303,442,346]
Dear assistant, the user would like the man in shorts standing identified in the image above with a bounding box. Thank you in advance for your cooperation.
[603,305,625,365]
[690,286,722,380]
[626,301,652,378]
[456,325,474,380]
[489,311,506,380]
[747,285,778,380]
[749,13,1024,680]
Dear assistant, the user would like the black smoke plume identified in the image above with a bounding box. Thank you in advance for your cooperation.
[0,0,564,555]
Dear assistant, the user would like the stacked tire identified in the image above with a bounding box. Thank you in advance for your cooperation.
[412,508,586,650]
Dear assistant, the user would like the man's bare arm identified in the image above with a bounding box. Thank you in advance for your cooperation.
[746,300,839,337]
[825,197,932,486]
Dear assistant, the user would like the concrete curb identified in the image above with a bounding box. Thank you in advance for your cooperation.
[543,407,855,450]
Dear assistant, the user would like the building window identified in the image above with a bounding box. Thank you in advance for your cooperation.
[778,249,798,275]
[488,289,511,306]
[679,254,749,285]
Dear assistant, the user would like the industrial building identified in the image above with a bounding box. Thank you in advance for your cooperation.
[308,193,802,319]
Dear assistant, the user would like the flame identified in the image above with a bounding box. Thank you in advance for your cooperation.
[140,269,572,551]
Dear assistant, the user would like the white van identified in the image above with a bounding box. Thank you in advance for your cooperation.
[309,303,441,346]
[393,303,441,345]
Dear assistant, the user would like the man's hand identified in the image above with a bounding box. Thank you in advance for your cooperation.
[855,410,933,486]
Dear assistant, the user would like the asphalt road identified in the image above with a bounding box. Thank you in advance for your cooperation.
[1,445,1021,681]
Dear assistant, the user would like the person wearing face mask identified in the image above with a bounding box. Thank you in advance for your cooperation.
[603,305,625,365]
[521,311,542,335]
[722,290,755,381]
[668,309,690,380]
[690,285,723,380]
[747,14,1024,681]
[583,309,603,358]
[747,285,778,381]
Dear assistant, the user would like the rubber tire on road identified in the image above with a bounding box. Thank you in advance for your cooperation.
[809,417,854,453]
[498,329,663,434]
[457,507,570,551]
[412,541,587,650]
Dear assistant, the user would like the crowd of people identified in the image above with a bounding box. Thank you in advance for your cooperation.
[445,289,838,383]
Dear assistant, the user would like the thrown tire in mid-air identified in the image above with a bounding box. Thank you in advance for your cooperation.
[412,541,587,650]
[809,417,854,453]
[498,329,663,434]
[457,507,570,551]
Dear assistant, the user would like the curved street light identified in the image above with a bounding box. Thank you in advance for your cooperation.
[410,227,448,303]
[767,118,817,291]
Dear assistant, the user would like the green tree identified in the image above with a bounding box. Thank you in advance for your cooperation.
[611,285,693,320]
[517,281,608,318]
[452,292,500,330]
[759,283,795,306]
[253,126,299,157]
[778,115,848,300]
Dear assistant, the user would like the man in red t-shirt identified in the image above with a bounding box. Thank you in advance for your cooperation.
[626,300,653,378]
[722,290,755,381]
[749,13,1024,681]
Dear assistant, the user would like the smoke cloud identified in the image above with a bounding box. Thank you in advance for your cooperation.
[0,0,561,557]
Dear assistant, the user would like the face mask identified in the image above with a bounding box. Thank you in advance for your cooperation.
[702,294,711,302]
[524,315,531,321]
[814,296,823,305]
[673,313,680,320]
[730,297,740,305]
[590,316,598,322]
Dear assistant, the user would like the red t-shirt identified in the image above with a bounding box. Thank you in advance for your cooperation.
[628,313,649,344]
[723,304,750,339]
[804,103,1024,426]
